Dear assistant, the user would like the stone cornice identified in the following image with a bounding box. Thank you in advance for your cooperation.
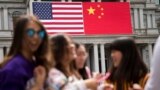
[0,34,158,47]
[0,0,24,3]
[72,35,158,44]
[0,30,158,44]
[0,3,26,8]
[130,0,146,4]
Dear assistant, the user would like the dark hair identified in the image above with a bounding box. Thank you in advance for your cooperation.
[0,15,53,72]
[75,43,89,79]
[108,37,148,90]
[50,34,80,77]
[50,34,69,64]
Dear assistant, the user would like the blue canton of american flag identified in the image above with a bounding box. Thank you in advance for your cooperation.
[32,2,84,35]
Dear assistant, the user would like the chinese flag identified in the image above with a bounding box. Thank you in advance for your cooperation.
[83,2,132,35]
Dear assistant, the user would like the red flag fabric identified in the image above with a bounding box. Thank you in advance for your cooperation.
[83,2,132,35]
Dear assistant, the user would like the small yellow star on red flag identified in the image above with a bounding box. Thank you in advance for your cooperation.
[87,6,95,15]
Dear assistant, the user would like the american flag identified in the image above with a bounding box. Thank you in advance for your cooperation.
[32,2,84,35]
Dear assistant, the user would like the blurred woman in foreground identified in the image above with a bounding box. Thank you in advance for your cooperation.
[145,36,160,90]
[0,15,51,90]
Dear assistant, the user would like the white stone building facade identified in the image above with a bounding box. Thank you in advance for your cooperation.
[0,0,159,73]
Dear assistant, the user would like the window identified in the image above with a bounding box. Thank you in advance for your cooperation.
[3,47,7,56]
[150,14,153,28]
[143,14,147,29]
[12,11,23,29]
[131,9,134,29]
[105,46,111,70]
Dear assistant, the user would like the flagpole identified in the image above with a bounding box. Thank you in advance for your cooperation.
[29,0,34,15]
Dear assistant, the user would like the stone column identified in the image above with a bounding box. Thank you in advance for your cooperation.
[152,14,156,28]
[139,8,144,29]
[148,43,153,69]
[0,47,4,63]
[0,8,2,30]
[93,44,99,72]
[29,0,34,14]
[3,7,9,30]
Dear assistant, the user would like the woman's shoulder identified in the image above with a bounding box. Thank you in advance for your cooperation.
[2,54,34,75]
[48,68,67,80]
[48,68,68,89]
[3,55,25,70]
[49,68,64,75]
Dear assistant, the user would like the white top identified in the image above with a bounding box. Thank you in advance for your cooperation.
[48,68,87,90]
[145,36,160,90]
[25,68,87,90]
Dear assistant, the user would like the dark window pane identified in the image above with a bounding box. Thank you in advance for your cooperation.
[3,47,7,56]
[12,11,23,29]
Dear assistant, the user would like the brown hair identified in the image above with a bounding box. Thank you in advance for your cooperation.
[74,43,89,79]
[50,34,81,78]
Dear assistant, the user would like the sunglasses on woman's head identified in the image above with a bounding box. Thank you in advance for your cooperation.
[26,28,45,39]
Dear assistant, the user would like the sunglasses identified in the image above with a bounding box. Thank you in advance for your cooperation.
[26,28,45,39]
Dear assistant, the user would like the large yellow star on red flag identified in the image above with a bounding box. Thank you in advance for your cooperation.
[87,6,95,15]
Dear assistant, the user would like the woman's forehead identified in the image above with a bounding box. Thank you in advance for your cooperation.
[26,21,41,31]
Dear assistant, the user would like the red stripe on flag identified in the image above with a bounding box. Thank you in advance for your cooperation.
[47,32,84,35]
[53,17,83,20]
[52,2,81,5]
[52,8,82,10]
[52,12,82,15]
